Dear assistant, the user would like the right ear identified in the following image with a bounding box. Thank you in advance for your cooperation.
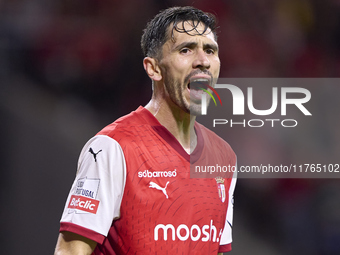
[143,57,162,82]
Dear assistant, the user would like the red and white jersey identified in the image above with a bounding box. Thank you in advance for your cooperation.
[60,106,237,254]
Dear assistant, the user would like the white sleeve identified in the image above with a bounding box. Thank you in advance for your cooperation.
[219,163,237,245]
[60,135,126,238]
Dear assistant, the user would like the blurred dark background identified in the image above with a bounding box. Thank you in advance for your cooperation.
[1,0,340,254]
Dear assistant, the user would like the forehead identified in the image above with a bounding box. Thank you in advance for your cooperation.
[166,20,217,46]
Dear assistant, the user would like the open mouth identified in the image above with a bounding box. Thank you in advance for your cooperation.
[188,78,211,90]
[187,77,212,102]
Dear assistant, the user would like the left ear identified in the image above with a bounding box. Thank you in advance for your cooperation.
[143,57,162,82]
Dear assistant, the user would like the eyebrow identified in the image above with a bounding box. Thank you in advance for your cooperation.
[173,41,219,52]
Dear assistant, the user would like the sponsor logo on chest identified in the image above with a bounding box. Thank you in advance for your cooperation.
[154,220,223,243]
[138,169,177,178]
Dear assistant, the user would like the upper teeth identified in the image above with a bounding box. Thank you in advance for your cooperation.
[191,78,209,83]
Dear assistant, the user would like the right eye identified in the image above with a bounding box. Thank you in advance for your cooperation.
[180,48,190,54]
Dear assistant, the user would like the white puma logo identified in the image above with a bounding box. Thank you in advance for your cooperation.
[149,181,170,199]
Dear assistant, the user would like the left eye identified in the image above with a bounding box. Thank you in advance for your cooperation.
[206,49,215,54]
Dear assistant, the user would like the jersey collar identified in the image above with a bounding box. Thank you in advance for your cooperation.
[136,106,203,163]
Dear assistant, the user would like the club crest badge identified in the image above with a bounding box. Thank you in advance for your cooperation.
[215,177,226,203]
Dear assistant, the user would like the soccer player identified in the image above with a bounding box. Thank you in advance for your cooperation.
[55,6,237,255]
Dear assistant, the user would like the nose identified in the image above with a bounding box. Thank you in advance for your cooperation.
[192,49,210,70]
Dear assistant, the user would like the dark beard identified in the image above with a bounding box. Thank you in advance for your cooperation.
[163,75,191,114]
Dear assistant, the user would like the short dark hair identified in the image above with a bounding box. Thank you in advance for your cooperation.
[141,6,217,59]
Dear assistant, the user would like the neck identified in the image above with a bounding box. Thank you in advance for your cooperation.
[145,98,197,154]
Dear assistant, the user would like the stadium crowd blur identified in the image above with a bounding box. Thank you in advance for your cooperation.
[1,0,340,254]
